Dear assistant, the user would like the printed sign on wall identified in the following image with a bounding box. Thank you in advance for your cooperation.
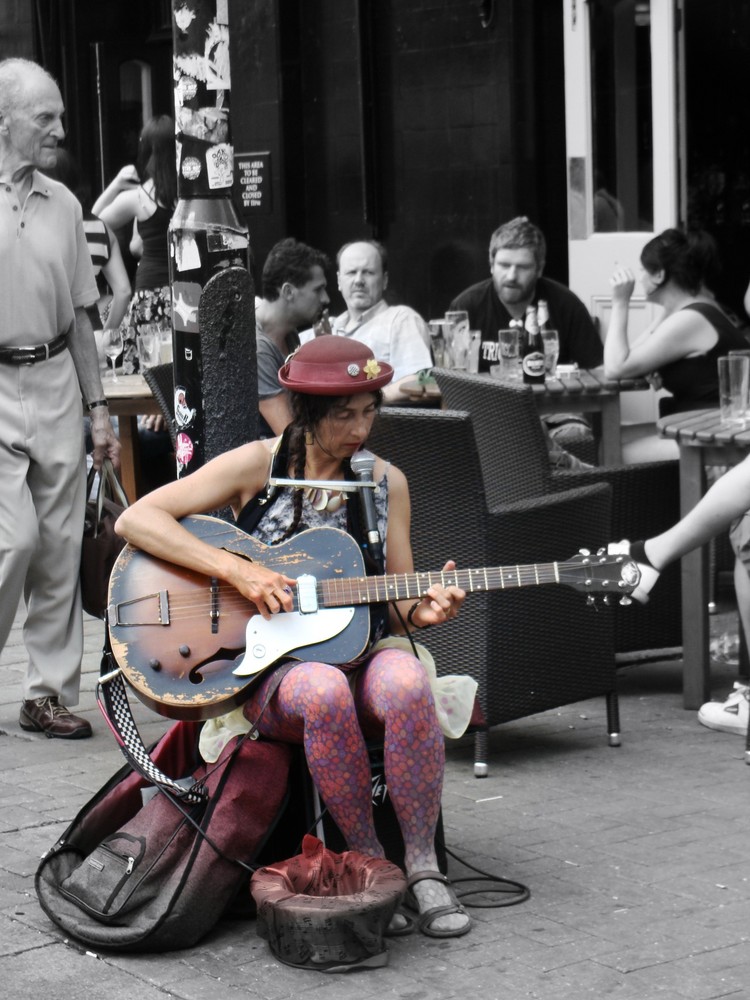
[234,151,272,215]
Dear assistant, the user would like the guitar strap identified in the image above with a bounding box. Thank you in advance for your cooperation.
[96,624,293,804]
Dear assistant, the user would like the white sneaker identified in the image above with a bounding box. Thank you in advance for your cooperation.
[697,683,750,736]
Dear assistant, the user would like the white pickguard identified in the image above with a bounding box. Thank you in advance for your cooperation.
[232,608,356,677]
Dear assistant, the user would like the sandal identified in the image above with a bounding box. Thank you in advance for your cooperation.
[385,908,416,937]
[404,870,472,939]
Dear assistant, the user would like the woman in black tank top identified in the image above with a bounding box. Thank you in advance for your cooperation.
[93,115,177,376]
[603,228,749,460]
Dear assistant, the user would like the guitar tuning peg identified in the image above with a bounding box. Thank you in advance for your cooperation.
[586,594,597,606]
[596,547,606,557]
[602,595,612,605]
[579,548,591,556]
[619,596,632,606]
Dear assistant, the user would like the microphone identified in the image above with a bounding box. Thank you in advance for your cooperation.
[350,450,383,569]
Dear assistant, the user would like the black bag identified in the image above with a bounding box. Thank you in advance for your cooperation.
[80,459,128,619]
[35,719,293,952]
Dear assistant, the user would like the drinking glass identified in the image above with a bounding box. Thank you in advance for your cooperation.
[451,324,471,370]
[103,329,124,382]
[428,319,449,368]
[718,354,750,426]
[445,309,469,331]
[444,310,469,367]
[137,327,159,370]
[467,330,481,374]
[498,327,521,380]
[159,328,174,364]
[541,328,560,377]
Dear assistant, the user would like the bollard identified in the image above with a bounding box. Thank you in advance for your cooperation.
[169,0,258,477]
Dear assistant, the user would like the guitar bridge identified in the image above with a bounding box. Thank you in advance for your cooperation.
[108,590,170,627]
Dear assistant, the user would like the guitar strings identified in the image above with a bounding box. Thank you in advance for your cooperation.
[119,562,576,624]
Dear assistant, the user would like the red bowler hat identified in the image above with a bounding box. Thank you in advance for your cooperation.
[278,335,393,395]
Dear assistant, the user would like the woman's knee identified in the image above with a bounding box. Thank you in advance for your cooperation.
[285,661,355,713]
[365,649,433,708]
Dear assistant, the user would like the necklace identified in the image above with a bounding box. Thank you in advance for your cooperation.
[302,486,346,512]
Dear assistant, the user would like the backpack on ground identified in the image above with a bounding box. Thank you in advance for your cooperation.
[35,719,292,953]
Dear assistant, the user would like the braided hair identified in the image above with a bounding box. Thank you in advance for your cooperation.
[277,389,384,542]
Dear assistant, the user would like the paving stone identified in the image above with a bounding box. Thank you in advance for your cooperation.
[1,605,750,999]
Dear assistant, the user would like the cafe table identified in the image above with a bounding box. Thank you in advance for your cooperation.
[399,367,648,466]
[101,374,162,502]
[657,409,750,709]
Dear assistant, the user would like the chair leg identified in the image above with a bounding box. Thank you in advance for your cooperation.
[708,536,718,614]
[745,701,750,765]
[473,728,489,778]
[606,689,621,747]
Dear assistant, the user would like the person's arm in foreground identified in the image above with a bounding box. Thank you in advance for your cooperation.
[69,306,121,470]
[114,442,296,618]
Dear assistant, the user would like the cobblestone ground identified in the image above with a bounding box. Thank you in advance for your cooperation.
[1,605,749,1000]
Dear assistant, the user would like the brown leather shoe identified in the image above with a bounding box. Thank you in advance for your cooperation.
[19,697,92,739]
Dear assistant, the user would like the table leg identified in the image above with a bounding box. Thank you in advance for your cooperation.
[598,397,622,466]
[678,445,710,709]
[116,415,143,503]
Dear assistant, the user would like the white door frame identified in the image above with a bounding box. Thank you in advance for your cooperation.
[563,0,683,423]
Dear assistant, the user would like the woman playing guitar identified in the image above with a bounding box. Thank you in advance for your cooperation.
[114,335,471,939]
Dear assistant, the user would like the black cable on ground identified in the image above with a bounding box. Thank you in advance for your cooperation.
[440,840,531,907]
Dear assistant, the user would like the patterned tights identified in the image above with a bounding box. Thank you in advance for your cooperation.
[243,646,444,873]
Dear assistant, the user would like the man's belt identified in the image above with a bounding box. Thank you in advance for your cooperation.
[0,333,68,366]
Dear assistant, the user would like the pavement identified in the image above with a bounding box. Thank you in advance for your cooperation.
[1,602,749,1000]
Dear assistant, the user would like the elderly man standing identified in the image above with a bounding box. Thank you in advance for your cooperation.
[0,59,119,739]
[329,239,432,401]
[449,216,603,373]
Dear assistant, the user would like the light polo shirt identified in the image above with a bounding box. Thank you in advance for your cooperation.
[329,300,432,382]
[0,171,98,347]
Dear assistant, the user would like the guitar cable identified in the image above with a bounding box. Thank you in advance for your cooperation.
[295,599,531,910]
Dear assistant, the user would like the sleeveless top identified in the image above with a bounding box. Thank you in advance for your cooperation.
[83,212,111,276]
[235,433,391,652]
[134,190,172,290]
[658,302,750,417]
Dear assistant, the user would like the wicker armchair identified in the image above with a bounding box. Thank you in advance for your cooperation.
[368,407,619,776]
[433,370,682,658]
[142,363,177,449]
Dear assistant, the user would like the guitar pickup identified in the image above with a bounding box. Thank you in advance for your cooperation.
[108,591,170,627]
[297,574,318,614]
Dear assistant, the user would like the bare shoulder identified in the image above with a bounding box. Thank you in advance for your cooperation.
[375,455,408,495]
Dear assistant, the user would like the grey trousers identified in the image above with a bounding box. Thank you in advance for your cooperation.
[0,350,86,705]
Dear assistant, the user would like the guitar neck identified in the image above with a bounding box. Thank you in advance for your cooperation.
[319,563,561,608]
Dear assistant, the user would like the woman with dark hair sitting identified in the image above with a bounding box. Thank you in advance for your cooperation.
[114,336,473,938]
[604,227,749,462]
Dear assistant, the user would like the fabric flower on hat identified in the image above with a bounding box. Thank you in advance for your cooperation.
[364,358,382,380]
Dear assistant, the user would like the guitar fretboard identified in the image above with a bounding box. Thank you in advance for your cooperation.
[318,563,561,607]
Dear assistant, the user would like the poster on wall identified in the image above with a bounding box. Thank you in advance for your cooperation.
[234,152,272,215]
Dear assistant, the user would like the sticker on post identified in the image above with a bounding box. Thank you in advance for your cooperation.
[181,156,201,181]
[206,143,233,189]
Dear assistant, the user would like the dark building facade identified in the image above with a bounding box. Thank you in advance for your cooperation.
[8,0,569,321]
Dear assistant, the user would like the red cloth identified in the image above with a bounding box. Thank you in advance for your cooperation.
[250,835,406,970]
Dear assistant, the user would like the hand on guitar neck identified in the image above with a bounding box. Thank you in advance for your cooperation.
[106,515,641,721]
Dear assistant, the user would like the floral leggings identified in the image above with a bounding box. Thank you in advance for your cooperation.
[242,645,444,873]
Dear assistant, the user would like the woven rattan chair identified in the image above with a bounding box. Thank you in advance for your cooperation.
[142,363,177,449]
[368,407,619,777]
[433,369,683,659]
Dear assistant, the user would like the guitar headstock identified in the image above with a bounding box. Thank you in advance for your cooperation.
[559,549,642,605]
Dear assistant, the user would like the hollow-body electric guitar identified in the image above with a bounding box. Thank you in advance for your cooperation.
[106,515,640,721]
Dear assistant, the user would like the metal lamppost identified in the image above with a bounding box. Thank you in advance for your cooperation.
[168,0,257,477]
